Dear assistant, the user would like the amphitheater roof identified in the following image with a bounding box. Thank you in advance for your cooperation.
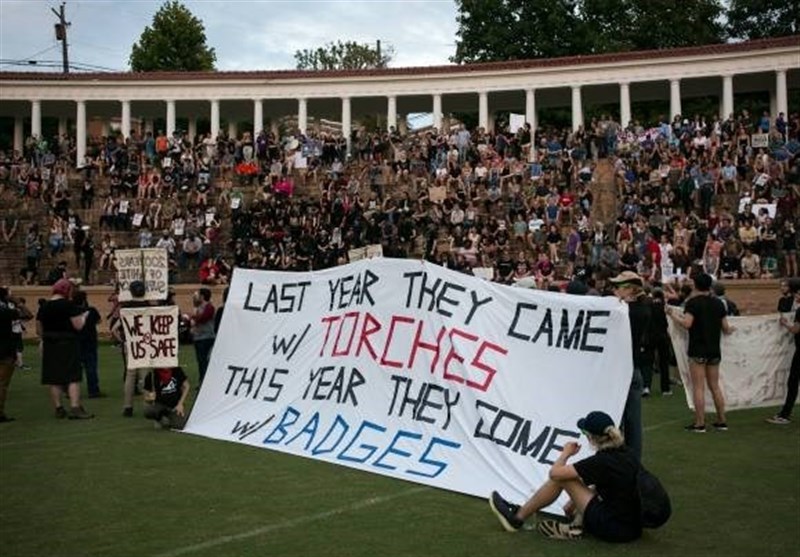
[0,35,797,82]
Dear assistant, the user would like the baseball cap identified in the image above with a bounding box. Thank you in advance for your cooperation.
[577,411,615,436]
[609,271,643,287]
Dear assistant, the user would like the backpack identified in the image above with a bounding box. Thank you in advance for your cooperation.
[637,466,671,528]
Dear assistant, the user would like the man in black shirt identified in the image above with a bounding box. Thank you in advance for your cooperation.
[0,287,29,422]
[144,366,190,430]
[770,283,800,425]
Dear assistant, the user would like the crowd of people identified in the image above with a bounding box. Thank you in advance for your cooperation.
[0,106,798,291]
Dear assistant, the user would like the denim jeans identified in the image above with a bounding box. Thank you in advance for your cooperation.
[622,367,643,461]
[80,343,100,396]
[194,338,215,384]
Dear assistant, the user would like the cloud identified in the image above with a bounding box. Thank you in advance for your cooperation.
[0,0,459,72]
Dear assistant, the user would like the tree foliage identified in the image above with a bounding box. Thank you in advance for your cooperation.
[129,1,216,72]
[452,0,728,63]
[726,0,800,40]
[294,41,394,71]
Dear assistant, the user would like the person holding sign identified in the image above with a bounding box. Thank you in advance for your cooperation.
[666,272,735,432]
[489,411,642,542]
[143,366,190,430]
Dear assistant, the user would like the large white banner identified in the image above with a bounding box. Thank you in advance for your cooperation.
[183,259,632,507]
[116,248,169,302]
[668,313,793,411]
[120,306,179,369]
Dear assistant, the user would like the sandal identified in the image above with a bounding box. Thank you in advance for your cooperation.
[537,519,583,540]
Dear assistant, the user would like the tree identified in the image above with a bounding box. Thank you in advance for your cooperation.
[129,1,216,72]
[452,0,585,63]
[452,0,726,63]
[726,0,800,40]
[294,41,393,71]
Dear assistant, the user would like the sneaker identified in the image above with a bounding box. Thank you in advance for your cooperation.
[766,415,791,425]
[68,406,94,420]
[642,387,651,398]
[684,423,706,433]
[662,390,674,396]
[712,422,728,431]
[0,414,15,423]
[537,519,583,540]
[55,407,67,419]
[122,407,133,418]
[488,491,523,532]
[88,392,107,399]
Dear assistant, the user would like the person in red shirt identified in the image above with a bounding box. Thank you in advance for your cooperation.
[645,234,661,270]
[198,257,221,285]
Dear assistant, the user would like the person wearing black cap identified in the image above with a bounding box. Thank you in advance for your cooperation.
[489,411,642,543]
[769,282,800,425]
[666,272,735,432]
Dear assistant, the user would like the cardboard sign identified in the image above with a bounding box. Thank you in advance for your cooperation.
[116,248,169,302]
[120,306,179,369]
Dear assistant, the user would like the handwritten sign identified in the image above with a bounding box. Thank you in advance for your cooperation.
[348,244,383,262]
[183,260,632,511]
[115,248,169,302]
[120,306,179,369]
[751,133,769,148]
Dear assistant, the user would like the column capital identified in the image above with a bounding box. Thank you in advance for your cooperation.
[619,81,630,88]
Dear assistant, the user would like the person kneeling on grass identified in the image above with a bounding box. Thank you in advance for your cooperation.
[143,366,190,430]
[489,411,642,543]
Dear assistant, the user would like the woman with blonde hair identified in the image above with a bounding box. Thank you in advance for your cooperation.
[489,410,642,542]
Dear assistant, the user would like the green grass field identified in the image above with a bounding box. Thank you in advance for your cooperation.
[0,343,798,557]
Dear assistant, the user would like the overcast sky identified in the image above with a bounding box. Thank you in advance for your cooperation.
[0,0,460,72]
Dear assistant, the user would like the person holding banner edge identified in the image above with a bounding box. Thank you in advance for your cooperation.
[666,272,735,432]
[769,282,800,425]
[489,411,642,542]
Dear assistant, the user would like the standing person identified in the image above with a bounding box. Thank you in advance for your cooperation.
[73,291,103,399]
[769,282,800,425]
[609,271,652,460]
[36,279,94,419]
[666,272,735,432]
[488,411,642,543]
[777,279,797,312]
[190,288,215,385]
[649,288,673,396]
[143,366,191,430]
[0,287,32,422]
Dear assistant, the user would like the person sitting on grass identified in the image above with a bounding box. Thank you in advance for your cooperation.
[143,366,190,430]
[489,411,642,543]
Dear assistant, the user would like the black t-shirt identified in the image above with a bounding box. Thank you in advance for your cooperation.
[628,296,653,367]
[0,303,20,360]
[79,307,101,345]
[777,295,793,313]
[37,298,82,335]
[794,308,800,350]
[144,367,188,408]
[574,446,642,531]
[684,294,727,359]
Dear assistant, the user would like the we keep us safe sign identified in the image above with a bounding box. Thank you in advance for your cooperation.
[183,259,632,506]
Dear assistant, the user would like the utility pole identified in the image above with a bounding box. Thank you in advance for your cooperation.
[51,2,70,74]
[376,40,382,67]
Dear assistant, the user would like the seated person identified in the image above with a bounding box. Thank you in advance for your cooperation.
[489,411,642,543]
[143,366,190,430]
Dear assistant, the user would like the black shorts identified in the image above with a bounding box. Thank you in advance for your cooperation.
[583,496,641,543]
[689,356,721,365]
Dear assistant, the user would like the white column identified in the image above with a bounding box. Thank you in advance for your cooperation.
[341,97,352,154]
[13,117,23,153]
[721,75,734,120]
[210,100,220,139]
[432,94,442,131]
[101,120,111,138]
[187,118,197,143]
[487,112,496,133]
[227,120,237,139]
[770,90,778,121]
[619,82,631,127]
[31,100,42,138]
[776,69,788,118]
[253,99,263,134]
[144,119,154,134]
[387,95,397,130]
[525,88,537,131]
[478,91,488,131]
[571,86,583,131]
[76,100,86,166]
[669,79,682,119]
[57,117,67,138]
[166,100,176,136]
[297,98,307,134]
[270,120,279,137]
[121,100,131,139]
